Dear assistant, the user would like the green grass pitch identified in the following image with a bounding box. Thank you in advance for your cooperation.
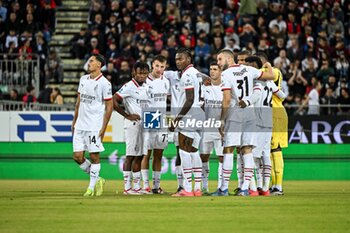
[1,180,349,233]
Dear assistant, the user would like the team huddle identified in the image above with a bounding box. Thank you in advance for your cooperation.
[71,48,288,197]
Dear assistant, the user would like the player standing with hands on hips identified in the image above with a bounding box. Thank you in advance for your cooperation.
[71,54,113,196]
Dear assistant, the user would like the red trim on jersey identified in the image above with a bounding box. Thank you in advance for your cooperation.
[115,92,123,99]
[257,71,264,80]
[104,97,112,101]
[185,87,194,90]
[229,64,240,68]
[94,73,103,81]
[181,64,193,77]
[222,88,231,91]
[132,79,139,87]
[147,76,153,81]
[253,88,261,91]
[273,90,279,93]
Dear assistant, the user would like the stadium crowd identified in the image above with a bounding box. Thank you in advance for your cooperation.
[0,0,61,94]
[0,0,349,114]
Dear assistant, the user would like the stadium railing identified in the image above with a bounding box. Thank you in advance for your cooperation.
[0,53,40,95]
[0,100,75,111]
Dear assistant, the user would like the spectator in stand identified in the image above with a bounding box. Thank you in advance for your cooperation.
[274,49,290,75]
[288,61,308,97]
[194,38,210,73]
[115,60,131,90]
[45,49,63,84]
[179,26,195,48]
[196,15,210,35]
[135,13,152,33]
[5,29,18,49]
[269,14,286,34]
[88,0,104,26]
[50,87,63,104]
[323,75,338,94]
[0,0,6,21]
[338,88,350,115]
[107,0,121,22]
[327,15,344,37]
[301,52,318,72]
[320,88,337,115]
[5,12,20,34]
[224,27,239,49]
[69,28,88,59]
[23,85,37,104]
[120,13,134,34]
[302,60,317,86]
[149,28,163,53]
[105,41,119,66]
[39,0,57,32]
[19,39,33,60]
[286,36,302,62]
[316,59,335,84]
[152,1,166,32]
[10,88,20,101]
[21,13,39,35]
[135,1,151,22]
[239,23,258,48]
[103,62,118,92]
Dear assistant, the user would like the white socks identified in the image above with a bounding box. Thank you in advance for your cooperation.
[123,171,132,191]
[221,153,233,191]
[88,163,100,190]
[202,162,209,191]
[241,153,254,190]
[237,153,244,188]
[176,165,183,188]
[217,161,223,189]
[79,158,91,174]
[262,156,272,191]
[141,169,149,189]
[179,149,192,192]
[132,171,141,191]
[191,150,202,191]
[152,171,161,189]
[254,157,263,189]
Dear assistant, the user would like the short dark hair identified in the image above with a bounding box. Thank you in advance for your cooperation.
[176,47,192,62]
[237,50,251,56]
[92,53,106,67]
[133,61,150,72]
[245,56,263,69]
[210,61,219,67]
[152,55,167,64]
[218,49,234,59]
[254,52,269,62]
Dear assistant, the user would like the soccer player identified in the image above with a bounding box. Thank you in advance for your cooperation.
[114,62,150,195]
[234,50,251,195]
[212,49,274,196]
[140,55,170,194]
[170,48,205,197]
[200,62,223,195]
[256,52,288,195]
[72,54,113,196]
[242,56,286,196]
[163,69,183,193]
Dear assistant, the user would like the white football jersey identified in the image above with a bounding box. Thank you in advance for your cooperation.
[178,65,202,110]
[146,74,170,113]
[202,84,223,120]
[253,80,282,128]
[116,79,150,117]
[164,70,181,116]
[75,73,112,131]
[221,64,263,122]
